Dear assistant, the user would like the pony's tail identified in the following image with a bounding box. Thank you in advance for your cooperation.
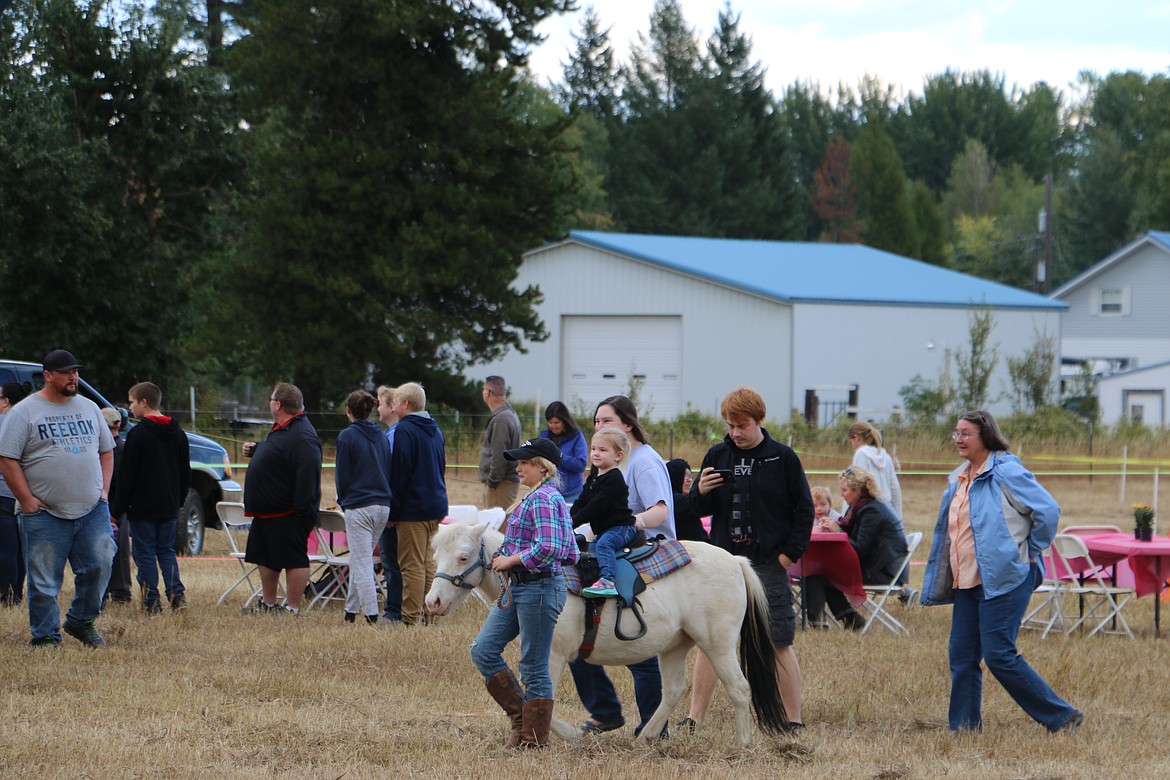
[737,557,789,734]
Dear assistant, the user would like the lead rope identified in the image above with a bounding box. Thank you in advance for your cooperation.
[492,551,513,609]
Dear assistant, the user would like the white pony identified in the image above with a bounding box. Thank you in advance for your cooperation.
[426,520,789,746]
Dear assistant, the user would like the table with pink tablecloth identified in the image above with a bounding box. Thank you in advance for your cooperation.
[1082,533,1170,636]
[790,531,866,625]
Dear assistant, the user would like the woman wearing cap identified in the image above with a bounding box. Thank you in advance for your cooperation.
[470,437,579,749]
[0,381,30,605]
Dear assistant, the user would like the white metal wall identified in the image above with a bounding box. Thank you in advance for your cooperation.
[791,302,1062,421]
[475,242,795,422]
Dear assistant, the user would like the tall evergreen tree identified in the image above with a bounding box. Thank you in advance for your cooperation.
[852,120,918,257]
[220,0,573,413]
[605,2,802,239]
[557,6,618,119]
[0,0,240,392]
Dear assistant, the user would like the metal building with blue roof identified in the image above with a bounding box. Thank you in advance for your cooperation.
[473,231,1065,422]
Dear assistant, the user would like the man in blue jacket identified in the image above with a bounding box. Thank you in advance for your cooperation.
[388,382,448,626]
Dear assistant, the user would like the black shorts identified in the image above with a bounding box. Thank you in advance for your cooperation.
[754,558,796,647]
[244,513,314,571]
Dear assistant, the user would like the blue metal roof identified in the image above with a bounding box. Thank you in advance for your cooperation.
[567,231,1066,310]
[1148,231,1170,251]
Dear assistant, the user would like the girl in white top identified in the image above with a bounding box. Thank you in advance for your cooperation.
[848,420,902,521]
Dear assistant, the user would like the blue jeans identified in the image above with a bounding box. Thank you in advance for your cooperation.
[569,656,663,732]
[594,524,639,582]
[129,518,185,608]
[949,563,1079,732]
[470,575,567,699]
[379,524,403,621]
[21,500,115,642]
[0,496,24,604]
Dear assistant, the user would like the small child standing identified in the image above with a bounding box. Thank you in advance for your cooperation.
[112,382,189,613]
[573,428,638,598]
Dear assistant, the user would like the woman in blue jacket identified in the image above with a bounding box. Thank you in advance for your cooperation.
[335,390,393,625]
[921,410,1082,734]
[538,401,587,503]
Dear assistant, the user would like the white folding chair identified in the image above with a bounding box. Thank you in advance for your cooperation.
[858,532,922,635]
[305,509,351,611]
[215,502,270,607]
[1050,533,1135,639]
[1021,549,1070,637]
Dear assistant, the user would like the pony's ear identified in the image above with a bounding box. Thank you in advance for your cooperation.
[469,521,488,541]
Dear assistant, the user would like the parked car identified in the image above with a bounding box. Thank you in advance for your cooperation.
[0,360,242,555]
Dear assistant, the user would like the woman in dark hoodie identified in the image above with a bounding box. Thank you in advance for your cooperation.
[666,459,708,543]
[335,390,393,625]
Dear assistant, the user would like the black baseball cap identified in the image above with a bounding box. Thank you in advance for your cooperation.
[42,349,83,372]
[503,437,562,466]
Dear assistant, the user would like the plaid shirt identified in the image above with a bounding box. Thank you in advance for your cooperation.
[501,481,580,574]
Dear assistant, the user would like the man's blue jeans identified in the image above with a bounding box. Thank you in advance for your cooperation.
[470,575,567,699]
[129,518,185,608]
[379,524,402,621]
[949,563,1079,732]
[20,500,115,642]
[569,656,662,733]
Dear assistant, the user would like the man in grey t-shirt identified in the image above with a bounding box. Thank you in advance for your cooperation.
[0,350,115,648]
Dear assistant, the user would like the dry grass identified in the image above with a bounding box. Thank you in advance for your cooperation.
[3,469,1170,778]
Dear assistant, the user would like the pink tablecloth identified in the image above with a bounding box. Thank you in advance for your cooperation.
[1081,533,1170,598]
[790,531,865,607]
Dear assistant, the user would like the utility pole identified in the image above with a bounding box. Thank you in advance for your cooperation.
[1042,172,1054,294]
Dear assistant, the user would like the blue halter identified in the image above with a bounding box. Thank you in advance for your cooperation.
[434,538,488,591]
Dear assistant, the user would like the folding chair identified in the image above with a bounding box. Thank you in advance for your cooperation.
[215,502,269,607]
[1050,533,1135,639]
[1062,525,1122,536]
[305,509,351,611]
[857,532,923,635]
[1021,549,1069,637]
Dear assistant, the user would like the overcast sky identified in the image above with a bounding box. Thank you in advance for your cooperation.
[526,1,1170,99]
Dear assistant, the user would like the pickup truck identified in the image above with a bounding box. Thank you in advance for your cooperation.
[0,360,242,555]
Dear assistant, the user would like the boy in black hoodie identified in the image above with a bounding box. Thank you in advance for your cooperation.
[113,382,190,613]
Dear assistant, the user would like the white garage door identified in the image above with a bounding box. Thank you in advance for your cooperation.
[561,315,683,420]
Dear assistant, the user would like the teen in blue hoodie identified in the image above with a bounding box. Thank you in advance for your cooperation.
[335,390,393,625]
[387,382,448,626]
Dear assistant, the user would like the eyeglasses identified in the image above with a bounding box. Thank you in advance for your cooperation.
[951,431,976,441]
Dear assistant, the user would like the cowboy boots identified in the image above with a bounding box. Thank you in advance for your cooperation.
[519,698,554,748]
[484,670,525,747]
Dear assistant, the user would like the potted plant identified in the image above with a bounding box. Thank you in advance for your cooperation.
[1133,504,1155,542]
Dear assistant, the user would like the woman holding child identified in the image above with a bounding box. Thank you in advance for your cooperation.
[569,395,675,737]
[803,466,907,630]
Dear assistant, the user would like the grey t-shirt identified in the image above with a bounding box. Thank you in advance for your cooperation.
[623,443,677,540]
[0,394,114,519]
